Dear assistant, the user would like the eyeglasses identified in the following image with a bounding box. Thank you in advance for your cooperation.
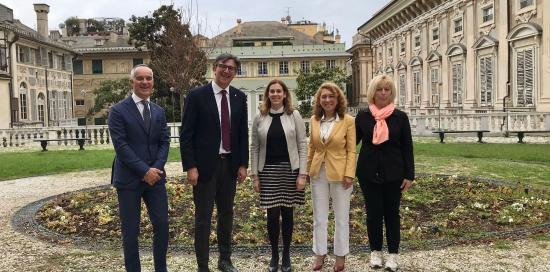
[216,63,237,73]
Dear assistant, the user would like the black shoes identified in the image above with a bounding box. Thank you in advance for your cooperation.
[281,253,291,272]
[218,259,238,272]
[268,254,279,272]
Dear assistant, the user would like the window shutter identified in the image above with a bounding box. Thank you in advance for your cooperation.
[525,48,533,105]
[516,50,525,106]
[486,57,493,104]
[480,58,486,104]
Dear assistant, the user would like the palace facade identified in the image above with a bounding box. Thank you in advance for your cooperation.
[349,0,550,132]
[0,4,76,129]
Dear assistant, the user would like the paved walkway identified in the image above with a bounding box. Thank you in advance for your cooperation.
[0,162,548,272]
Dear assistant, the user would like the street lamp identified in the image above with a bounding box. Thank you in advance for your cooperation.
[438,82,442,132]
[169,87,175,124]
[80,89,89,139]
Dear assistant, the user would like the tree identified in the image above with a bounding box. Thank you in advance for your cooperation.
[64,17,80,36]
[89,78,131,117]
[128,4,208,119]
[294,65,349,117]
[86,19,106,33]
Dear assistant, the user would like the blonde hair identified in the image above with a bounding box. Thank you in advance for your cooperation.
[366,74,396,105]
[312,82,348,120]
[259,79,294,115]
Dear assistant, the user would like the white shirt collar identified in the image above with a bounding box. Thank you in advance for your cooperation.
[131,92,150,104]
[321,113,340,122]
[212,81,230,95]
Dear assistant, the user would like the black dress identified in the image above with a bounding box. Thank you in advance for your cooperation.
[258,112,305,208]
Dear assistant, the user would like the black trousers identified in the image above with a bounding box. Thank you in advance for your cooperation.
[359,180,402,254]
[117,183,169,272]
[193,157,237,269]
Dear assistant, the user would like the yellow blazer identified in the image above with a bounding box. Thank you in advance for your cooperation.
[307,113,356,182]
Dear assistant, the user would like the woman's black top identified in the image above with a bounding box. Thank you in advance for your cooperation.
[355,108,415,184]
[265,112,290,163]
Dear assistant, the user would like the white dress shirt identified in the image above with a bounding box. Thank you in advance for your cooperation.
[212,81,232,154]
[320,114,340,143]
[131,92,150,119]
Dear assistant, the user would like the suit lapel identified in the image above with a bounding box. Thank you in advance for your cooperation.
[125,96,147,133]
[205,83,221,133]
[229,87,238,132]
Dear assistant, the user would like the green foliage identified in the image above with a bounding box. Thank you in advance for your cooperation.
[86,19,105,33]
[64,17,80,36]
[294,64,349,117]
[128,5,208,116]
[128,5,181,49]
[90,78,131,117]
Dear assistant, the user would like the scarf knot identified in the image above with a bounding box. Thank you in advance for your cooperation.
[368,103,395,145]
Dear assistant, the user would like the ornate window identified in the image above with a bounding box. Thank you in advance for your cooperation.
[20,93,28,120]
[479,56,494,106]
[37,93,45,122]
[258,62,268,76]
[432,28,439,41]
[399,73,406,107]
[325,59,336,69]
[519,0,533,9]
[430,67,439,106]
[482,5,494,23]
[454,18,463,33]
[279,61,288,75]
[300,60,310,73]
[412,71,421,106]
[414,35,421,48]
[515,47,534,107]
[451,63,463,106]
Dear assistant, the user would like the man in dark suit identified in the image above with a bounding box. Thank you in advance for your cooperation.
[180,53,248,272]
[108,64,170,272]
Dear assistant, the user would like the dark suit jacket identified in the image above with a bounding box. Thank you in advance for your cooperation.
[108,96,170,189]
[179,82,248,182]
[355,108,414,183]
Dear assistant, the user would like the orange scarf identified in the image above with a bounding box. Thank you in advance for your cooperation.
[369,103,395,145]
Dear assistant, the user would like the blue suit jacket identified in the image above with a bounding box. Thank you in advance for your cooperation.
[179,82,248,183]
[108,96,170,189]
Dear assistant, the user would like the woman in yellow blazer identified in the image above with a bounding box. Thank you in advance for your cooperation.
[307,82,356,272]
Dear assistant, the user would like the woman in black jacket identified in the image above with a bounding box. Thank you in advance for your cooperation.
[355,74,414,272]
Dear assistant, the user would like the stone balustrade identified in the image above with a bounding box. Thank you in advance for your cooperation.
[1,112,549,149]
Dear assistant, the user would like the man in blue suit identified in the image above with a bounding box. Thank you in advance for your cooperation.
[108,64,170,272]
[180,53,248,272]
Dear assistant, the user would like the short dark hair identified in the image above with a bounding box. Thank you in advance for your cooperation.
[213,53,241,68]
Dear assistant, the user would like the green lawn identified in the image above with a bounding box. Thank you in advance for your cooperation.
[0,148,181,181]
[1,143,549,188]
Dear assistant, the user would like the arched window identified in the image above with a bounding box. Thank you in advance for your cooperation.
[19,83,28,120]
[37,93,45,123]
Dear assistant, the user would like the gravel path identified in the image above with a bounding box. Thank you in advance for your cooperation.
[0,163,548,272]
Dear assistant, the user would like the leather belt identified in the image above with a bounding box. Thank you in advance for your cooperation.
[219,153,232,159]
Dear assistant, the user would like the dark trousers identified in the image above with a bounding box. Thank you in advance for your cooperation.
[117,183,169,272]
[193,157,237,269]
[359,180,402,253]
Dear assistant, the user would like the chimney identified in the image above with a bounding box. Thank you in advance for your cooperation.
[0,4,14,22]
[335,29,341,43]
[236,18,242,35]
[33,3,50,38]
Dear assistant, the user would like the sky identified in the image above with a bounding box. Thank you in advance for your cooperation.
[2,0,390,47]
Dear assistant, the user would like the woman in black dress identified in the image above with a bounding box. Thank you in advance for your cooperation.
[250,79,308,272]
